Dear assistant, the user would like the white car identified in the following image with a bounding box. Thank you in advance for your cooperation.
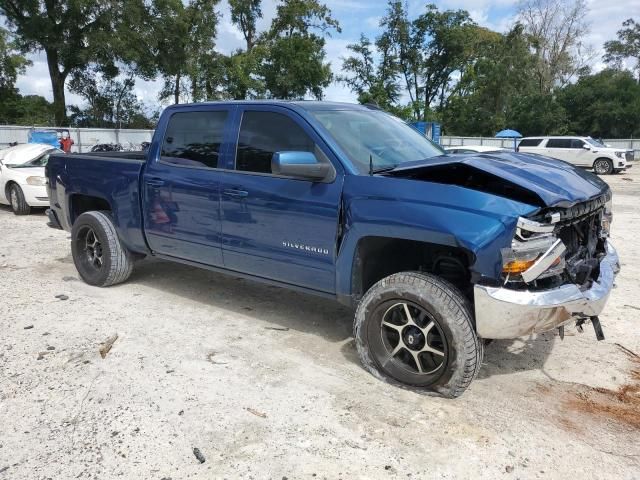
[445,145,509,154]
[517,136,633,175]
[0,144,63,215]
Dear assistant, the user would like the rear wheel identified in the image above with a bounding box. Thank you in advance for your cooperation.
[593,158,613,175]
[9,184,31,215]
[354,272,482,398]
[71,211,133,287]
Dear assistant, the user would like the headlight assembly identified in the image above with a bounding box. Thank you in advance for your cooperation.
[26,176,47,186]
[601,198,613,237]
[615,151,623,159]
[502,217,566,283]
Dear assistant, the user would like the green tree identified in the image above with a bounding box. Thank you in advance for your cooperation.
[508,93,568,136]
[443,24,536,135]
[68,70,150,128]
[229,0,263,51]
[559,69,640,137]
[0,0,151,125]
[339,34,401,111]
[517,0,592,93]
[604,19,640,82]
[378,1,486,121]
[0,27,29,96]
[261,0,340,99]
[8,94,55,125]
[154,0,221,104]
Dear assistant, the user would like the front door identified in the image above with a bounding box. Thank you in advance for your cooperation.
[219,107,344,293]
[143,107,234,266]
[569,138,593,166]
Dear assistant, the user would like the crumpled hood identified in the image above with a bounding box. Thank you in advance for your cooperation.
[389,152,610,208]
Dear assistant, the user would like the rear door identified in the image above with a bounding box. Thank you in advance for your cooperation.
[219,106,344,293]
[544,138,574,163]
[142,106,235,266]
[517,138,544,154]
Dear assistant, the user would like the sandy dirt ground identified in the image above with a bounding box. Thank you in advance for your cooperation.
[1,168,639,480]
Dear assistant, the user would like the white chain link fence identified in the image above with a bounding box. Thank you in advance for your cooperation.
[0,126,154,153]
[1,125,638,158]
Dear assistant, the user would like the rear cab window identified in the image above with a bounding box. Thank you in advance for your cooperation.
[161,111,229,169]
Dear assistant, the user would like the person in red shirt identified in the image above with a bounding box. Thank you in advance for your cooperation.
[59,131,74,153]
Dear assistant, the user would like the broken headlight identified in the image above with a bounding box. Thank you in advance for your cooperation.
[601,198,613,237]
[502,217,566,283]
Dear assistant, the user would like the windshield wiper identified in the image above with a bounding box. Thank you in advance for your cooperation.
[368,154,397,175]
[371,165,397,175]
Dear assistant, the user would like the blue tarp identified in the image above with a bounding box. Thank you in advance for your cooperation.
[28,130,60,148]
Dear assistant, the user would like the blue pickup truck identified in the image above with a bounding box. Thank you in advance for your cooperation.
[45,101,619,397]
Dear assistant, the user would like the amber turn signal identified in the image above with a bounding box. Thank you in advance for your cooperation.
[502,258,538,274]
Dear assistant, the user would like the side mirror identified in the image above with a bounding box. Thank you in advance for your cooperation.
[271,151,331,181]
[583,145,591,150]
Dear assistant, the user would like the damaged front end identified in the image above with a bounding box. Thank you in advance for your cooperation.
[474,191,620,340]
[502,192,612,290]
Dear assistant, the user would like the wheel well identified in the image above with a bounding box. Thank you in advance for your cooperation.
[70,194,111,224]
[5,180,18,198]
[351,237,473,300]
[594,157,613,165]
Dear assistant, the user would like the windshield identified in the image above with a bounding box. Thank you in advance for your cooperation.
[586,138,605,148]
[6,149,59,168]
[310,109,445,173]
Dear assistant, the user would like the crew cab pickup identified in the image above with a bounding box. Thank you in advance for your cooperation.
[46,101,620,397]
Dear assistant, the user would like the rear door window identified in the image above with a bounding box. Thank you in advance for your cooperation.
[518,139,542,147]
[546,139,572,149]
[161,111,229,169]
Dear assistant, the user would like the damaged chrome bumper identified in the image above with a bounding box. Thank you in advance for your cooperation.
[474,241,619,339]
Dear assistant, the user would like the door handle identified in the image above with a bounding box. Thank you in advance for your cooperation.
[223,188,249,198]
[146,178,165,187]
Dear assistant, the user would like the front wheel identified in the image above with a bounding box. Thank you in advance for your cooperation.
[354,272,482,398]
[9,184,31,215]
[593,158,614,175]
[71,211,134,287]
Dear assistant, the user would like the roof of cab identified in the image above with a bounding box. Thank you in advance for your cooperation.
[166,100,375,112]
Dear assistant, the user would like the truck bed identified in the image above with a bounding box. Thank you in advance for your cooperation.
[46,152,148,253]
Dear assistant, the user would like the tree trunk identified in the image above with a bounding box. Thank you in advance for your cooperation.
[174,71,181,104]
[191,74,198,102]
[246,32,254,52]
[45,48,67,126]
[205,78,213,100]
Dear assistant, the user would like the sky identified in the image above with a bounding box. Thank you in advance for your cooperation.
[13,0,640,111]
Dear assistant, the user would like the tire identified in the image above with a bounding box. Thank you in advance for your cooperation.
[354,272,483,398]
[593,158,613,175]
[71,211,133,287]
[9,184,31,215]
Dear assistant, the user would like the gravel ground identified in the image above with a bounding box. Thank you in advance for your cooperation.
[1,169,639,479]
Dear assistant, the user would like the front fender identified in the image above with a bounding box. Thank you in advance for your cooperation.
[335,175,539,300]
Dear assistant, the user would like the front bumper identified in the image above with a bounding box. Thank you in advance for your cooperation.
[474,241,619,339]
[21,184,49,207]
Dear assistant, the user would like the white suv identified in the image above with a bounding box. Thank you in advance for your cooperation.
[517,136,633,175]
